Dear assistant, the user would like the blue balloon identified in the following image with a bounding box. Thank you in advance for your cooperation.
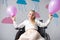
[53,13,59,18]
[17,0,27,5]
[32,0,40,2]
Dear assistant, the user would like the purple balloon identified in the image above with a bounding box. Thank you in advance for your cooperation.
[48,0,60,14]
[7,6,17,17]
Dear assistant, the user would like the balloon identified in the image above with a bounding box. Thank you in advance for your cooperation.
[48,0,60,14]
[53,13,59,18]
[45,4,48,9]
[32,0,40,2]
[35,12,40,18]
[1,17,13,24]
[17,0,27,5]
[7,6,17,17]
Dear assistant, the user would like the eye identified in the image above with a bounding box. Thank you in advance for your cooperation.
[32,14,34,16]
[32,14,35,16]
[30,14,31,15]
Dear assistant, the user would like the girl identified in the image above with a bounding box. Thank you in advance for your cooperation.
[11,10,53,40]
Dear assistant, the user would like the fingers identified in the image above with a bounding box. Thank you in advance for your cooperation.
[11,16,16,21]
[49,14,53,20]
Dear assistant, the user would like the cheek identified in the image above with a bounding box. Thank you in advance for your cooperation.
[28,15,32,18]
[29,15,31,17]
[33,15,35,17]
[32,16,35,18]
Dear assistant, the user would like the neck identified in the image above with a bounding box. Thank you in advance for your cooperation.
[29,18,35,22]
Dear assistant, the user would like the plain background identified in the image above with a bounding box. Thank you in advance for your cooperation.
[0,0,60,40]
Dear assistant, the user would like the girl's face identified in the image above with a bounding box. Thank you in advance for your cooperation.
[28,11,35,20]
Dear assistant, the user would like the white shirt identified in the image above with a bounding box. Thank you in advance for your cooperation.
[13,19,51,31]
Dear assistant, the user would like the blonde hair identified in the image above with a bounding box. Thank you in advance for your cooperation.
[30,10,36,19]
[30,10,35,12]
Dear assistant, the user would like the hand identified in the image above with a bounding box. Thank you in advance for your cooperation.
[49,14,53,20]
[11,16,16,21]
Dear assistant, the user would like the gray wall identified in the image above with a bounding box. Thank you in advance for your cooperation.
[0,0,60,40]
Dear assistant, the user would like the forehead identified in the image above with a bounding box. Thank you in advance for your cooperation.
[29,11,35,14]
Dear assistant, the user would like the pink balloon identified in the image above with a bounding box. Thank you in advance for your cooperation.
[1,17,13,24]
[48,0,60,14]
[45,4,48,9]
[7,6,17,17]
[35,12,40,18]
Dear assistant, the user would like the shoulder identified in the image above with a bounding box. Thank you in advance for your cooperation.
[35,19,39,22]
[23,19,28,23]
[35,19,42,23]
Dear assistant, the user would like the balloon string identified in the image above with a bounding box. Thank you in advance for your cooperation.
[33,2,39,12]
[2,0,4,5]
[35,2,37,11]
[21,5,26,13]
[54,18,58,27]
[18,4,20,10]
[5,0,8,6]
[21,4,23,13]
[32,2,36,10]
[37,2,40,12]
[1,0,4,4]
[18,4,22,13]
[23,5,26,12]
[1,0,8,6]
[18,4,26,13]
[32,2,35,10]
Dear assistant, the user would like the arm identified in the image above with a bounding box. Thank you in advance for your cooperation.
[11,16,25,29]
[36,14,53,27]
[13,20,25,28]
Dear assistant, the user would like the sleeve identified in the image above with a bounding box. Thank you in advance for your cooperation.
[36,18,51,27]
[13,20,25,28]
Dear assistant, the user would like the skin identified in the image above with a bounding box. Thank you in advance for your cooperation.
[28,10,36,25]
[11,10,53,40]
[11,10,52,25]
[28,10,52,25]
